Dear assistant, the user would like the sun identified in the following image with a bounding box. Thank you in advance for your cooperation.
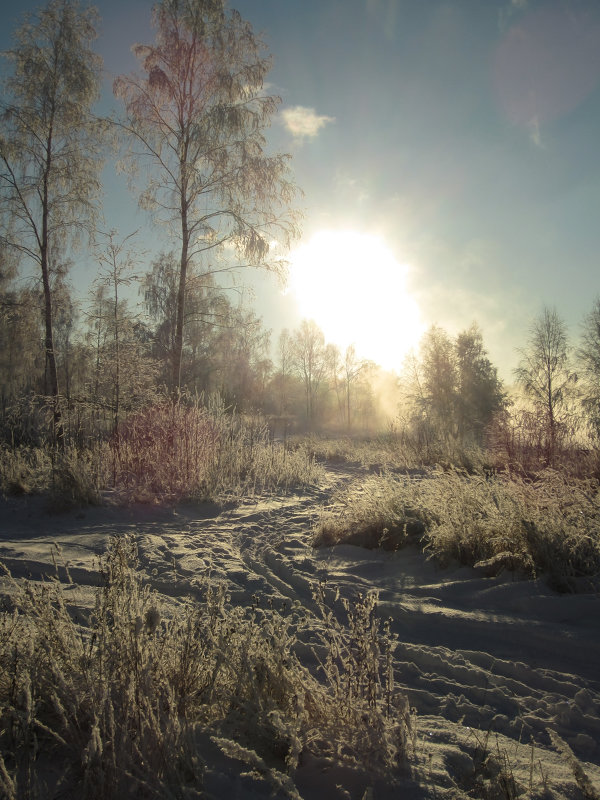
[288,230,424,371]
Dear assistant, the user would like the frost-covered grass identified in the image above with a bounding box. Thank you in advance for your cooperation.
[0,403,324,507]
[314,469,600,589]
[111,401,324,502]
[0,444,104,511]
[0,535,412,799]
[290,432,492,475]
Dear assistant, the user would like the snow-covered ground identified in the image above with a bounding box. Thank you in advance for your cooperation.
[1,464,599,799]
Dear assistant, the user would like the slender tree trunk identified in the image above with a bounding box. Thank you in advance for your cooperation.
[41,136,64,448]
[172,164,188,398]
[41,255,63,447]
[113,273,120,437]
[547,373,555,464]
[346,379,351,431]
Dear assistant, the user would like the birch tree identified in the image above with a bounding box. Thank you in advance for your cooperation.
[0,0,104,445]
[114,0,300,395]
[292,319,327,424]
[578,297,600,439]
[515,306,574,462]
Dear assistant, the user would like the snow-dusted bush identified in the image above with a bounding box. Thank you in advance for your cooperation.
[314,469,600,587]
[0,535,412,798]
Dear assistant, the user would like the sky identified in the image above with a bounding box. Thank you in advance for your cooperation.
[2,0,600,379]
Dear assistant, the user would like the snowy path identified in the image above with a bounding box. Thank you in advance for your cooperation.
[1,465,600,798]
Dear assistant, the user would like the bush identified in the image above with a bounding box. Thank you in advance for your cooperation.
[0,445,105,510]
[0,535,413,798]
[314,469,600,588]
[112,401,219,502]
[313,473,436,550]
[46,447,104,511]
[111,400,324,502]
[0,445,52,496]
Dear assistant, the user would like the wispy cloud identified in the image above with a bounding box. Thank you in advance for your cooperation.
[498,0,528,31]
[528,115,545,148]
[280,106,335,140]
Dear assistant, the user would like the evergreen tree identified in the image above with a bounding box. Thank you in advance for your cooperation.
[455,324,506,443]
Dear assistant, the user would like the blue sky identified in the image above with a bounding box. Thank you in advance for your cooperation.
[2,0,600,377]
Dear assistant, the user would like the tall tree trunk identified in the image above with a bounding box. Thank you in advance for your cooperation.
[547,373,555,464]
[41,258,63,447]
[172,165,188,398]
[41,141,64,448]
[113,275,120,437]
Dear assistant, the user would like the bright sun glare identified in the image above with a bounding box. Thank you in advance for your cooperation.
[288,230,424,371]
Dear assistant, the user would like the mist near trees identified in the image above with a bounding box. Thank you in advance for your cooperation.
[1,0,600,474]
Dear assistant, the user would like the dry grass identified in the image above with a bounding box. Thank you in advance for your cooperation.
[313,469,600,588]
[0,445,105,510]
[112,401,324,502]
[0,445,57,497]
[0,535,413,799]
[0,402,324,508]
[313,473,436,551]
[549,731,600,800]
[290,433,422,472]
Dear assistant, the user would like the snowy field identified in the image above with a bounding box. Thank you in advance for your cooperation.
[1,463,599,799]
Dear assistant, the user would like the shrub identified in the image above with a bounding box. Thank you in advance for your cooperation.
[46,447,104,511]
[111,401,219,502]
[313,469,600,587]
[0,535,413,798]
[312,474,436,550]
[0,445,52,496]
[0,445,105,510]
[111,400,324,503]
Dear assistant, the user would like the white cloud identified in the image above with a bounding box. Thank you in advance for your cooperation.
[528,115,544,148]
[280,106,335,140]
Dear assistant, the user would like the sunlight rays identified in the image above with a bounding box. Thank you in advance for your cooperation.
[288,230,424,371]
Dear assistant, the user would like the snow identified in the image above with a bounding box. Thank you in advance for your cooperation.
[1,464,599,799]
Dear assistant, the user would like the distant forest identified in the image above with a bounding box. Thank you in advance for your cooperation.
[1,0,600,483]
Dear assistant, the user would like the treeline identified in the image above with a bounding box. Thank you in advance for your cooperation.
[3,229,600,469]
[1,1,599,478]
[0,247,388,443]
[398,304,600,471]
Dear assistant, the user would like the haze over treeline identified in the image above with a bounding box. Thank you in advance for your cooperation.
[1,0,600,474]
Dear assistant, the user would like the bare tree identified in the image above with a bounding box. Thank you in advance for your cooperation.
[0,0,104,446]
[292,319,327,424]
[578,296,600,440]
[419,325,457,441]
[93,231,141,436]
[515,306,574,462]
[342,345,372,431]
[114,0,300,396]
[273,328,293,417]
